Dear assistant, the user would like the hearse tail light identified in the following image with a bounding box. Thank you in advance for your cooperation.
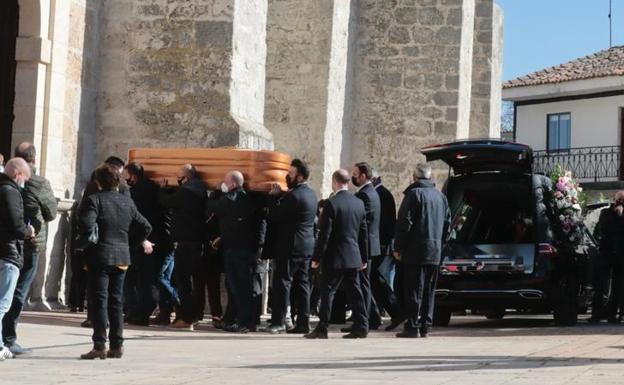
[538,244,558,258]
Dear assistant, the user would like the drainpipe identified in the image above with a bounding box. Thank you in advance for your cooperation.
[512,102,518,142]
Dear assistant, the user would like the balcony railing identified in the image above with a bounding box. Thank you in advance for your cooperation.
[533,146,622,182]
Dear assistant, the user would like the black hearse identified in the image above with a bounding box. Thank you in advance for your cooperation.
[421,139,597,326]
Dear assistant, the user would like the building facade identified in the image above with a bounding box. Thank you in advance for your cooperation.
[0,0,502,308]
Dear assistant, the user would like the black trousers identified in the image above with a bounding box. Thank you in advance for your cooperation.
[270,257,311,328]
[174,242,203,323]
[193,247,223,320]
[88,265,126,350]
[359,259,381,327]
[318,268,368,333]
[68,250,87,311]
[370,251,402,321]
[222,248,254,328]
[125,252,158,322]
[402,263,438,331]
[608,262,624,319]
[592,258,611,319]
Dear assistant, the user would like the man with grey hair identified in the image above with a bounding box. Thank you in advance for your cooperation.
[0,158,35,361]
[3,142,57,355]
[160,163,207,330]
[394,163,450,338]
[208,170,266,333]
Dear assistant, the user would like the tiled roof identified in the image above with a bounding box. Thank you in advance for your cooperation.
[503,46,624,88]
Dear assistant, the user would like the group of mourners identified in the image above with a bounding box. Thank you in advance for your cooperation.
[0,144,452,360]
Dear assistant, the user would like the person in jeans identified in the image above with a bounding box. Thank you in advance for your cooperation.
[3,143,57,355]
[159,164,207,330]
[78,164,152,360]
[0,158,34,361]
[207,171,266,333]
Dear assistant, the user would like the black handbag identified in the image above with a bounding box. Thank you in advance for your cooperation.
[75,224,99,253]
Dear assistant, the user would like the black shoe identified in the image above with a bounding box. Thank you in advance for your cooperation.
[340,325,353,333]
[212,319,224,330]
[152,316,171,326]
[342,331,367,339]
[385,318,404,332]
[237,327,250,334]
[80,349,106,360]
[396,330,420,338]
[287,325,310,334]
[369,322,381,331]
[106,346,124,359]
[266,325,286,334]
[419,329,429,338]
[304,329,328,339]
[80,319,92,328]
[223,323,240,333]
[6,343,32,356]
[587,317,602,324]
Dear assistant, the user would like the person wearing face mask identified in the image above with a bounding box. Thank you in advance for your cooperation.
[305,169,369,339]
[590,191,624,323]
[342,162,382,332]
[159,164,207,330]
[265,159,318,334]
[0,158,35,362]
[121,162,170,326]
[207,171,266,333]
[2,143,57,356]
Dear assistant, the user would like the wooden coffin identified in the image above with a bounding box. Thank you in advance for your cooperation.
[127,148,291,192]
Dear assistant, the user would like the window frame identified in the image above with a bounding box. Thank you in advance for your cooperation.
[546,112,572,153]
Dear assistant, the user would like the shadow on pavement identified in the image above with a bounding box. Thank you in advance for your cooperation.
[239,354,624,372]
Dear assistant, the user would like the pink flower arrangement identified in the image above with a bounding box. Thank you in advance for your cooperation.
[550,166,584,245]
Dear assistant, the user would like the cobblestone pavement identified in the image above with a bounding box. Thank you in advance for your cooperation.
[3,311,624,385]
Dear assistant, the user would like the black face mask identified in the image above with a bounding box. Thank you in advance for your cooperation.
[126,178,134,187]
[351,176,361,187]
[177,177,185,186]
[286,174,298,189]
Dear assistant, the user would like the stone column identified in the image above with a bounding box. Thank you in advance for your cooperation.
[265,0,354,197]
[348,0,476,197]
[95,0,273,164]
[469,0,503,138]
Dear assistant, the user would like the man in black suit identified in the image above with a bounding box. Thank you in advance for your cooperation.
[372,172,403,331]
[346,162,382,330]
[160,164,207,330]
[207,171,266,333]
[394,164,450,338]
[305,169,369,339]
[266,159,318,334]
[123,162,170,326]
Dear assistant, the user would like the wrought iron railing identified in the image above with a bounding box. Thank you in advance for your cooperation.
[533,146,622,182]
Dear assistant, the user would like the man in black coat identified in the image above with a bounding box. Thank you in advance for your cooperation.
[347,162,382,330]
[305,169,369,339]
[394,163,450,338]
[371,173,403,331]
[160,164,207,330]
[123,162,170,326]
[3,143,57,355]
[207,171,266,333]
[266,159,318,334]
[0,158,35,361]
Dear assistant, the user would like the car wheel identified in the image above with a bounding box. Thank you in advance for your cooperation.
[553,278,579,326]
[484,308,505,320]
[433,308,452,326]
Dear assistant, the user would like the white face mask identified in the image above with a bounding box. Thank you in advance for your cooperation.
[0,165,4,173]
[220,182,229,193]
[17,178,25,189]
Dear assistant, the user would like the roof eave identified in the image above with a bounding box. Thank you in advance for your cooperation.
[502,76,624,102]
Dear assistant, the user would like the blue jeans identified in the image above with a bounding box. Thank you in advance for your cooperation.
[2,248,38,345]
[158,251,178,313]
[0,260,20,344]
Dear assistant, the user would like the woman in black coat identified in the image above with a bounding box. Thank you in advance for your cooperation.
[78,164,153,359]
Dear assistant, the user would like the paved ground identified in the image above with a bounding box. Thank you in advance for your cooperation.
[3,311,624,385]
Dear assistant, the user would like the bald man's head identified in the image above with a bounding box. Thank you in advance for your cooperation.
[4,157,32,187]
[14,142,36,164]
[331,169,350,193]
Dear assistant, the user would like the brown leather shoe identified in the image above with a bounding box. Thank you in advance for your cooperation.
[107,347,124,359]
[80,349,106,360]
